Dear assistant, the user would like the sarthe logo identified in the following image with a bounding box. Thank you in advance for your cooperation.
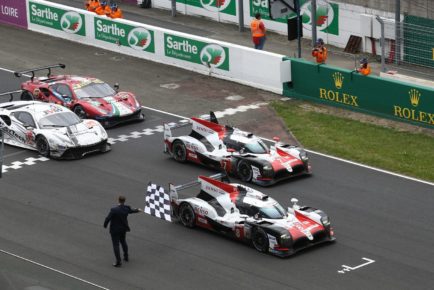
[128,27,152,51]
[200,0,231,12]
[60,11,82,34]
[301,0,339,35]
[332,72,344,89]
[409,88,421,107]
[200,44,226,68]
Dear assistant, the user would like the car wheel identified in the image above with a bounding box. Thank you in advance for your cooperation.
[252,227,269,253]
[172,140,187,163]
[179,203,196,228]
[36,136,50,157]
[237,160,253,182]
[73,105,87,119]
[21,91,34,101]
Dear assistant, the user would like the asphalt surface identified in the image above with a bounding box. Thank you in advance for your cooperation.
[1,23,434,290]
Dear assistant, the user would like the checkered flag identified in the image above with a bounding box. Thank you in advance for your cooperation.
[145,183,172,222]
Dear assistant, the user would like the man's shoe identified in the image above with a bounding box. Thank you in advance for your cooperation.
[112,262,122,267]
[124,257,129,262]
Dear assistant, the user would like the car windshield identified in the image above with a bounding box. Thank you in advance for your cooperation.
[39,111,81,127]
[258,203,286,219]
[244,139,269,154]
[74,82,115,99]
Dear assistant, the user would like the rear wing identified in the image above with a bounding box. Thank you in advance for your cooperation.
[168,172,230,203]
[0,90,23,102]
[14,64,66,81]
[163,111,219,139]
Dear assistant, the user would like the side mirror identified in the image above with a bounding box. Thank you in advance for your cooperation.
[62,95,72,103]
[23,123,34,129]
[291,198,299,209]
[113,83,120,93]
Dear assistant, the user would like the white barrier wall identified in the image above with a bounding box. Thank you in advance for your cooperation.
[26,0,288,94]
[151,0,396,51]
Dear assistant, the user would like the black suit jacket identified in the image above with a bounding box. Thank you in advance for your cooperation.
[104,204,140,235]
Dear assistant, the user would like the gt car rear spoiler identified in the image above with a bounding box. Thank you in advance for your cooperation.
[168,172,229,202]
[14,64,66,82]
[0,90,22,102]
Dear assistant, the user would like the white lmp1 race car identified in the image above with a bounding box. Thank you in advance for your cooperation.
[0,98,110,159]
[167,174,335,257]
[164,112,311,186]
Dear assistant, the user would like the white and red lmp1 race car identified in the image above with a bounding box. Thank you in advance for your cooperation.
[167,174,335,257]
[163,112,311,186]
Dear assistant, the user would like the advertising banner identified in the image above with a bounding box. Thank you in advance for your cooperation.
[164,33,230,71]
[28,1,86,36]
[250,0,339,36]
[0,0,27,28]
[177,0,236,16]
[285,59,434,128]
[94,18,155,53]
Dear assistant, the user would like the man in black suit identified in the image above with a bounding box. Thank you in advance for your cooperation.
[104,195,142,267]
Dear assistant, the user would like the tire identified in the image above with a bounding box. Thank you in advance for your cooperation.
[172,140,187,163]
[21,91,34,101]
[73,105,87,119]
[179,203,195,228]
[36,136,50,157]
[252,227,269,253]
[237,160,253,182]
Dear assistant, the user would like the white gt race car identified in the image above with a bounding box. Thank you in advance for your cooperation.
[0,100,110,159]
[167,173,335,257]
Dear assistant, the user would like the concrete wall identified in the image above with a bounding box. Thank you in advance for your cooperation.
[26,0,288,94]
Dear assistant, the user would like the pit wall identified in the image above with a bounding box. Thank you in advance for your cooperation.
[150,0,397,53]
[25,0,288,94]
[284,58,434,129]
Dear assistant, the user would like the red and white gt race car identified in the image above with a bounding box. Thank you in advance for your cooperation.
[14,64,144,128]
[168,174,335,257]
[164,113,311,186]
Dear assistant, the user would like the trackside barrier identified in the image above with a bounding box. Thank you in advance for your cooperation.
[284,58,434,129]
[25,0,288,94]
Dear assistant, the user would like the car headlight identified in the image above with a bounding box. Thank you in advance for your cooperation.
[263,165,272,171]
[299,151,308,161]
[321,216,330,226]
[280,234,291,240]
[95,107,108,115]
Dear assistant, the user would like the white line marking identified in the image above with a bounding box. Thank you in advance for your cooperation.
[305,149,434,187]
[0,67,31,77]
[338,257,375,274]
[2,156,49,174]
[0,249,110,290]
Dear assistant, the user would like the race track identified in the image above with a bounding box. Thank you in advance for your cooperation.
[1,24,434,290]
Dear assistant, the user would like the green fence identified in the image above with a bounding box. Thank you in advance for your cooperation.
[283,58,434,129]
[403,14,434,68]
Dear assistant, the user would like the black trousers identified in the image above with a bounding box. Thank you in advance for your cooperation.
[111,231,128,263]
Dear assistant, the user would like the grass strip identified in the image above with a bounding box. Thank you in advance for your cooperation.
[272,101,434,182]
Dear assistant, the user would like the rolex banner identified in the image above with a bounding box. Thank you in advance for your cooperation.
[284,58,434,129]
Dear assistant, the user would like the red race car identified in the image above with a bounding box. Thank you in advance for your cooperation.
[14,64,145,128]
